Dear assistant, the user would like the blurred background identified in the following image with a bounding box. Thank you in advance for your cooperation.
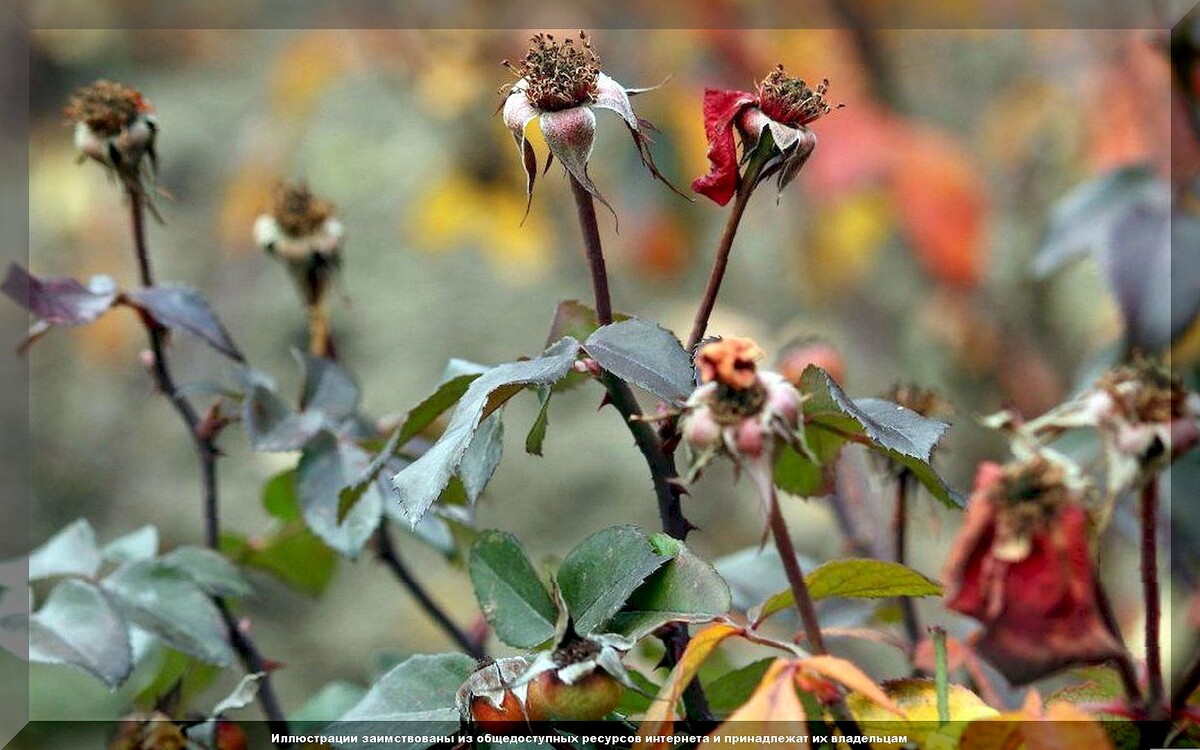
[11,25,1197,743]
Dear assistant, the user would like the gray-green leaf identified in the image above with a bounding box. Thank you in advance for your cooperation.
[468,531,556,649]
[160,547,252,598]
[391,338,581,525]
[24,579,132,687]
[557,525,669,635]
[29,519,101,581]
[583,319,693,405]
[101,560,234,666]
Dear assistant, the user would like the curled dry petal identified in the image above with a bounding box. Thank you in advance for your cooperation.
[695,336,764,390]
[692,88,758,206]
[503,84,542,221]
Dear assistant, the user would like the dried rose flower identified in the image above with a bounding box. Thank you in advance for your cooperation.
[943,458,1123,685]
[501,31,680,215]
[253,182,344,307]
[1004,355,1200,496]
[66,80,158,184]
[693,64,840,206]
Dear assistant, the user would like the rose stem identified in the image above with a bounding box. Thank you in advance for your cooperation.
[127,187,291,746]
[1143,475,1166,720]
[766,481,861,733]
[893,470,922,657]
[686,146,769,352]
[375,521,485,659]
[567,174,710,723]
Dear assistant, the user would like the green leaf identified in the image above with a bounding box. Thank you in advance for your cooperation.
[604,533,731,640]
[525,386,552,456]
[394,360,490,448]
[262,470,301,521]
[221,528,337,597]
[101,526,159,564]
[458,412,503,503]
[22,579,132,687]
[800,366,962,508]
[159,546,252,598]
[704,658,774,717]
[469,530,557,649]
[101,560,234,666]
[28,519,101,581]
[754,559,942,624]
[773,425,844,497]
[582,319,693,405]
[297,433,384,558]
[613,668,660,715]
[130,648,219,711]
[296,351,360,421]
[340,652,475,723]
[557,525,670,635]
[291,680,366,722]
[391,338,581,525]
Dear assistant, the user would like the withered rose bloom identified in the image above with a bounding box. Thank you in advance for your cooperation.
[943,458,1123,685]
[693,64,840,206]
[66,80,158,184]
[501,32,681,215]
[253,182,344,307]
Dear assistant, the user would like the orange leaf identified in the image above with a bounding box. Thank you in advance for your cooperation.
[801,654,905,718]
[699,660,808,748]
[635,623,742,750]
[890,127,987,289]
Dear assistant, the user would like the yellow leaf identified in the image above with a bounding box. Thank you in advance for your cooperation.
[847,678,997,749]
[635,623,742,750]
[959,691,1114,750]
[802,655,904,718]
[700,659,807,748]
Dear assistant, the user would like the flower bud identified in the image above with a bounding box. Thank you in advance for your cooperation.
[680,400,722,452]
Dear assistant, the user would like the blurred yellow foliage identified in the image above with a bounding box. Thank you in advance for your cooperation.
[406,174,551,282]
[804,189,891,296]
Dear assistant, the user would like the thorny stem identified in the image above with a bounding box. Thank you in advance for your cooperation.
[1142,476,1166,720]
[567,175,711,723]
[893,471,922,656]
[375,521,486,660]
[127,188,292,746]
[686,150,768,352]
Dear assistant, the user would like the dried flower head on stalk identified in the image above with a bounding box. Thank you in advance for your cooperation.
[694,64,841,206]
[501,31,684,217]
[990,354,1200,498]
[66,80,161,214]
[253,182,345,357]
[943,457,1123,685]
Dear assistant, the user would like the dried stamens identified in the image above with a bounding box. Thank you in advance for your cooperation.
[756,64,840,127]
[65,80,150,136]
[1097,355,1186,424]
[506,32,601,111]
